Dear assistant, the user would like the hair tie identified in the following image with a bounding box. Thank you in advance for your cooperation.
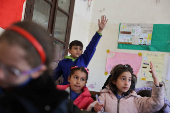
[71,66,89,73]
[124,64,128,67]
[84,67,89,73]
[71,66,78,69]
[8,25,46,64]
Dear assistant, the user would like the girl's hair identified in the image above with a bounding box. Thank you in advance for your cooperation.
[0,21,54,74]
[109,64,137,95]
[70,66,89,81]
[130,74,137,90]
[102,74,112,89]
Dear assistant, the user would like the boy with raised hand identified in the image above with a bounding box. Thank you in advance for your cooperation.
[53,15,108,85]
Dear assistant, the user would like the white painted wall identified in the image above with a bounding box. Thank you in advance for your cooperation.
[0,28,4,35]
[69,0,94,50]
[85,0,170,101]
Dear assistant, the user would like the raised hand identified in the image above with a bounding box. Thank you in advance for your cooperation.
[149,61,159,86]
[98,15,108,33]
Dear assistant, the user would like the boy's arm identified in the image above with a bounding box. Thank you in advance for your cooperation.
[52,61,63,81]
[81,15,108,66]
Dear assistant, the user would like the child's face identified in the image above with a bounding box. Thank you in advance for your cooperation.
[0,41,33,88]
[68,70,87,93]
[113,71,132,96]
[68,46,83,59]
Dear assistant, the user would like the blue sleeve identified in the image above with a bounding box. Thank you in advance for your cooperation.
[52,61,63,81]
[81,32,102,66]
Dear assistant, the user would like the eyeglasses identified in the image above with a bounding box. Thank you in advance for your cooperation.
[0,62,42,77]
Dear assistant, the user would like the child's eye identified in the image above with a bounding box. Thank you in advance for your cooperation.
[74,47,78,50]
[122,78,125,80]
[128,79,131,82]
[74,77,78,79]
[79,48,82,51]
[81,78,85,81]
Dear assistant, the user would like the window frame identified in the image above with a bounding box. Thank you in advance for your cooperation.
[24,0,75,56]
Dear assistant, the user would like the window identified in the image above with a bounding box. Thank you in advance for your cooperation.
[24,0,75,69]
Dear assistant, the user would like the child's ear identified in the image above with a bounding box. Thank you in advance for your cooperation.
[112,80,116,84]
[68,49,71,54]
[30,65,47,79]
[68,76,71,83]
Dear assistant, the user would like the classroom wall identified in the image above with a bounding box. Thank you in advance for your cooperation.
[85,0,170,101]
[69,0,94,51]
[0,28,4,35]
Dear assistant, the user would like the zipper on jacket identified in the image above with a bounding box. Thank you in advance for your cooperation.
[117,99,120,113]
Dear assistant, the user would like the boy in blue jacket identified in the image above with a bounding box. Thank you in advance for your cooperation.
[53,15,108,85]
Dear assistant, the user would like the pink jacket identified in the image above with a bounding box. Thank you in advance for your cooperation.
[87,85,164,113]
[57,85,94,110]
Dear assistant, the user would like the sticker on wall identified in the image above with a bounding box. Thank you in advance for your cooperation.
[106,49,110,53]
[138,52,142,56]
[104,72,108,75]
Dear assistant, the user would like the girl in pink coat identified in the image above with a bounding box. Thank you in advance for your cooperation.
[87,62,164,113]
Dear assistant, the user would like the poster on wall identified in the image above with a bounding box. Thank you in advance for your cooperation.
[141,52,164,82]
[105,51,142,76]
[118,23,153,45]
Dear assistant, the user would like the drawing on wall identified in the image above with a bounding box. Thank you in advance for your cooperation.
[105,51,142,75]
[87,84,95,89]
[118,23,153,45]
[141,52,164,82]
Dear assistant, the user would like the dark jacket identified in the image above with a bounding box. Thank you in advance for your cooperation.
[53,32,102,85]
[0,74,81,113]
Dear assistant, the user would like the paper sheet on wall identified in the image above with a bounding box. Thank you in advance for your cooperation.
[141,52,164,82]
[166,55,170,81]
[118,24,170,52]
[105,52,142,75]
[118,23,153,45]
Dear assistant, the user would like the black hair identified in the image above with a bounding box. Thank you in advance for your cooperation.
[130,74,137,90]
[69,40,83,49]
[70,66,89,81]
[109,64,137,95]
[137,90,152,97]
[0,21,54,74]
[102,74,112,89]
